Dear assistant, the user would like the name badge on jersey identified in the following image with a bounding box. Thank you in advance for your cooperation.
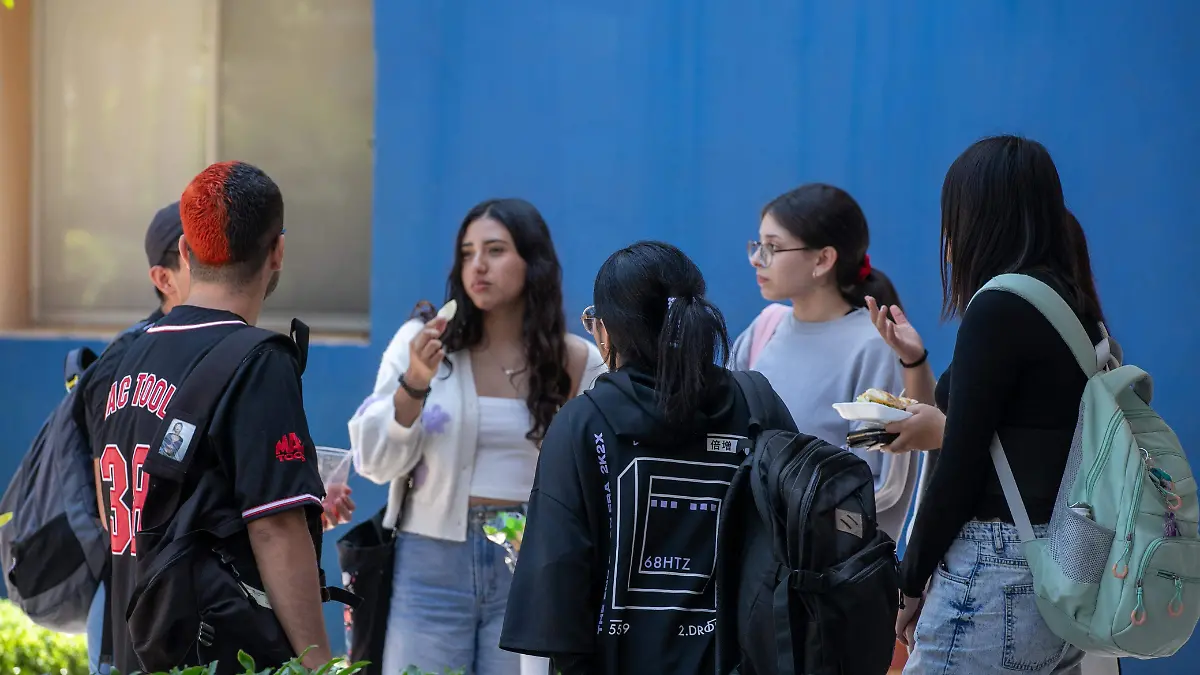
[157,419,197,464]
[706,434,751,455]
[143,409,204,482]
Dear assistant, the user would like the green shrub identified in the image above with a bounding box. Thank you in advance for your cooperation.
[0,598,89,675]
[0,602,465,675]
[118,650,465,675]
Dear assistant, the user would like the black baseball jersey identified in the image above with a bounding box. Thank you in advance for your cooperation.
[84,306,325,674]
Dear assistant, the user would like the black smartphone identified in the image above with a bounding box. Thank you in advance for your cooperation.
[847,428,898,449]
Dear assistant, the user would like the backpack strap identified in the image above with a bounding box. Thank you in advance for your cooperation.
[729,370,796,562]
[142,325,299,483]
[976,275,1090,543]
[99,580,114,668]
[64,347,99,392]
[289,318,311,376]
[748,304,790,369]
[730,370,773,431]
[972,274,1101,375]
[988,436,1037,543]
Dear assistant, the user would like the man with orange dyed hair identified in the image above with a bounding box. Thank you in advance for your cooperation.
[91,161,333,673]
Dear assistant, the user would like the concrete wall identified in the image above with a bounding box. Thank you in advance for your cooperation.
[2,1,1196,668]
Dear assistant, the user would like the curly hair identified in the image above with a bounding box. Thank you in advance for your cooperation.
[414,198,570,443]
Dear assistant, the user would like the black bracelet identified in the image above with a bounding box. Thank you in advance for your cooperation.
[399,373,432,399]
[900,349,929,369]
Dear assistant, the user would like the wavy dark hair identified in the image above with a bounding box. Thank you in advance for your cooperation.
[412,198,570,442]
[940,135,1102,322]
[593,241,731,426]
[762,183,893,308]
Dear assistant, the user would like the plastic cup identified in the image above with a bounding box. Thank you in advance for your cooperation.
[315,446,353,486]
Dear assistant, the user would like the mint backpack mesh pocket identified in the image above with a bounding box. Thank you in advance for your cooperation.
[975,274,1199,659]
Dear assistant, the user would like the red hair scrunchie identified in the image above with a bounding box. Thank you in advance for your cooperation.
[857,253,872,283]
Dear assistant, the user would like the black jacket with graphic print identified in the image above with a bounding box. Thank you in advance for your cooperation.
[500,365,793,675]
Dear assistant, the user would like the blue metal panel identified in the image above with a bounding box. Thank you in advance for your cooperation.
[0,0,1195,664]
[372,2,1198,669]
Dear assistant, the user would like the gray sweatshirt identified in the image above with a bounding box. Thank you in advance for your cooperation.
[730,306,918,541]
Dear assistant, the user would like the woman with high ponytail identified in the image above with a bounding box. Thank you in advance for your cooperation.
[500,241,795,674]
[730,182,919,542]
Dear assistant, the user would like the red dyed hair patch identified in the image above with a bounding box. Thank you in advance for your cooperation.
[179,161,237,265]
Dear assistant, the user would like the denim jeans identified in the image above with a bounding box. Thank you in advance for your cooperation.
[905,520,1085,674]
[86,582,110,675]
[381,506,544,675]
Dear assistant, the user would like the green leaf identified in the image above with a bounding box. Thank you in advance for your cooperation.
[339,660,370,675]
[237,650,257,673]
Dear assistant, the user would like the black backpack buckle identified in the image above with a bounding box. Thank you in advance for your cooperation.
[198,621,215,647]
[783,568,828,594]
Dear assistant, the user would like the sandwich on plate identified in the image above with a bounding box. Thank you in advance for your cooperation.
[854,388,916,411]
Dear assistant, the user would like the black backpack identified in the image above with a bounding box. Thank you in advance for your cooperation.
[715,371,900,675]
[0,320,149,635]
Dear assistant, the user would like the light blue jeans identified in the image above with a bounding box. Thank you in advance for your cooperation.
[381,508,520,675]
[905,520,1086,674]
[86,582,110,675]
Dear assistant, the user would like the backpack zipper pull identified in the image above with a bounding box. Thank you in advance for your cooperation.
[1131,582,1147,626]
[1166,574,1186,618]
[1113,534,1133,579]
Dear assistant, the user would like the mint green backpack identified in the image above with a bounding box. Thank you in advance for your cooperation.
[975,274,1199,659]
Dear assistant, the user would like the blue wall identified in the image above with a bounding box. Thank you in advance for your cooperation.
[2,1,1197,670]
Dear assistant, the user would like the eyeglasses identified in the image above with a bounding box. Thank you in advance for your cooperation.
[581,305,597,334]
[747,240,812,268]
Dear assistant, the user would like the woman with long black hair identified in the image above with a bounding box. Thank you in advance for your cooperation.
[349,198,605,675]
[499,241,795,674]
[870,205,1121,675]
[883,136,1104,673]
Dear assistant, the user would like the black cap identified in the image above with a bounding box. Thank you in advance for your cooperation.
[144,201,183,268]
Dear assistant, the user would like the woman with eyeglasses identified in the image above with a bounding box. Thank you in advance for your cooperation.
[500,241,796,674]
[348,198,605,675]
[730,183,919,541]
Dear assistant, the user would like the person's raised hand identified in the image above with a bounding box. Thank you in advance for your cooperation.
[866,296,925,365]
[405,316,449,390]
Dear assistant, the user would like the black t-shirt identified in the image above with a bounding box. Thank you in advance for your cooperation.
[501,366,791,675]
[85,306,325,673]
[899,271,1102,597]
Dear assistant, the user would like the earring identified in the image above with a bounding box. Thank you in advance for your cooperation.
[600,341,607,348]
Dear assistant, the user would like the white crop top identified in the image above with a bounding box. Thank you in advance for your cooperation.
[469,396,540,503]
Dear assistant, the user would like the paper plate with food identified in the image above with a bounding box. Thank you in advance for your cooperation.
[832,388,915,424]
